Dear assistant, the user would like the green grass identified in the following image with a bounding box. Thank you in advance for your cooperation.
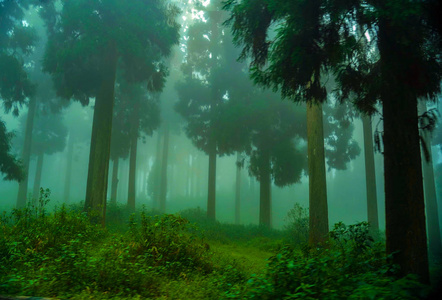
[0,195,439,299]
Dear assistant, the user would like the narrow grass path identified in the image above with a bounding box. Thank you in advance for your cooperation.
[209,241,275,275]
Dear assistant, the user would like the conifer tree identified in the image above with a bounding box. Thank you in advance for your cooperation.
[43,0,179,225]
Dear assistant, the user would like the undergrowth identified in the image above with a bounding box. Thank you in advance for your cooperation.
[225,222,428,299]
[0,193,435,299]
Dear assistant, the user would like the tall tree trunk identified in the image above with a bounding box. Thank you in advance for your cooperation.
[307,102,328,245]
[127,104,140,211]
[16,96,37,208]
[379,18,429,282]
[362,115,379,232]
[63,135,74,203]
[110,158,119,205]
[235,152,241,225]
[207,138,217,220]
[259,149,271,227]
[159,124,170,213]
[418,101,442,259]
[153,131,163,209]
[186,153,191,197]
[84,45,118,226]
[32,151,44,202]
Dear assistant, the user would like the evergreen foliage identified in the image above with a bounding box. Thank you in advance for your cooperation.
[0,0,38,181]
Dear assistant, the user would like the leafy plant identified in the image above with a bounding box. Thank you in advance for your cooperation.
[284,202,309,246]
[226,222,426,299]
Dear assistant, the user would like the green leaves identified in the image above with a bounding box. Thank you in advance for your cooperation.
[0,118,24,181]
[227,222,426,299]
[43,0,180,102]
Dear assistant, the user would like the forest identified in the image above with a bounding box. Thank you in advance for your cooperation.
[1,0,442,299]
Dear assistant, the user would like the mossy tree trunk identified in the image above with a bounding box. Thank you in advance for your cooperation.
[159,124,169,213]
[235,151,241,225]
[127,102,140,211]
[307,101,328,245]
[63,135,74,203]
[207,138,217,220]
[362,115,379,232]
[84,45,118,226]
[32,151,44,202]
[110,158,119,205]
[16,96,37,208]
[259,149,271,227]
[152,131,162,209]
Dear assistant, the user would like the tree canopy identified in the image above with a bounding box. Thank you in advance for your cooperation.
[0,1,39,181]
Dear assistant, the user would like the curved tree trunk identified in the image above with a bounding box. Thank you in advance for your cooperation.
[110,158,119,205]
[418,101,442,259]
[235,151,241,225]
[207,138,217,220]
[127,104,140,211]
[16,96,37,208]
[307,101,328,245]
[32,151,44,203]
[84,45,118,226]
[63,135,74,203]
[379,18,429,282]
[259,149,271,227]
[362,115,379,232]
[159,124,170,213]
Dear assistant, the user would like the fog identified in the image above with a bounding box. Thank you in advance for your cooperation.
[0,0,441,232]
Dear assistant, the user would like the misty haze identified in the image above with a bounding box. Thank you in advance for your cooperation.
[0,0,441,299]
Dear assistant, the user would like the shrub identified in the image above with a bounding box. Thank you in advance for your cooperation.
[127,211,213,275]
[284,202,309,246]
[226,222,426,299]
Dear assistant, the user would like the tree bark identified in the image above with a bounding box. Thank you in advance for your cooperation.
[362,115,379,232]
[152,131,162,209]
[32,151,44,202]
[379,18,429,282]
[259,149,271,227]
[84,44,118,226]
[186,153,191,197]
[127,103,140,211]
[159,124,170,213]
[63,135,74,203]
[418,101,442,259]
[207,138,217,220]
[110,158,119,205]
[235,152,241,225]
[16,96,37,208]
[307,101,328,245]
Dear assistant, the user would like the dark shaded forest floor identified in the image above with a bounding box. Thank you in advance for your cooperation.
[1,199,441,299]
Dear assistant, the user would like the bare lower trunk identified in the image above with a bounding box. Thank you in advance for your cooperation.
[207,139,216,220]
[32,151,44,202]
[159,124,170,213]
[63,135,74,203]
[110,158,119,205]
[127,105,140,211]
[16,96,37,208]
[362,115,379,232]
[418,101,442,259]
[307,102,328,245]
[84,44,118,226]
[259,149,271,227]
[235,152,241,225]
[379,17,429,282]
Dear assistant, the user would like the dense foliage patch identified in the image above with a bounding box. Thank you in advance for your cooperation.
[225,222,427,299]
[0,194,245,299]
[0,196,436,299]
